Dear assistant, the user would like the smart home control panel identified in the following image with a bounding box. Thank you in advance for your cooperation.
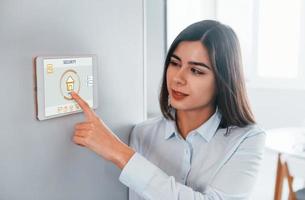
[35,55,98,120]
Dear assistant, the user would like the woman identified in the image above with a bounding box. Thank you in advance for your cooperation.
[71,20,266,199]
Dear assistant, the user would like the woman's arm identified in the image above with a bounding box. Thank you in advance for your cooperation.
[123,124,266,200]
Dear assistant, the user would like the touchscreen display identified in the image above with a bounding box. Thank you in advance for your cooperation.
[43,57,94,117]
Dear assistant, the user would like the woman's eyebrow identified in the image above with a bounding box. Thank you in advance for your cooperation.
[171,54,211,70]
[170,54,181,61]
[189,61,211,70]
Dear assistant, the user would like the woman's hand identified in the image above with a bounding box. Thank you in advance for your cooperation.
[70,92,135,169]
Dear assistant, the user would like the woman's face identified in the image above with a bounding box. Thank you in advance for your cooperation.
[166,41,216,113]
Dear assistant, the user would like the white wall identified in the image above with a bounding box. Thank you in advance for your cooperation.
[0,0,145,199]
[248,88,305,129]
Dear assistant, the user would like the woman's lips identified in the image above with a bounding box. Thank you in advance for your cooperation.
[171,89,188,101]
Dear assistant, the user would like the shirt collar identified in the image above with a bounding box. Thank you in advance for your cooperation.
[164,108,222,142]
[164,119,178,140]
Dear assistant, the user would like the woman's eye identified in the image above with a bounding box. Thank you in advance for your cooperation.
[191,68,203,75]
[169,61,180,67]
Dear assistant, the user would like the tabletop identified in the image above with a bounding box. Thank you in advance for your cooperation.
[266,127,305,158]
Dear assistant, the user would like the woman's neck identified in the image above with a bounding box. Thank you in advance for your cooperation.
[176,106,216,139]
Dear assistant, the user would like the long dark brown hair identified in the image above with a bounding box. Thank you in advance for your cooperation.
[159,20,255,130]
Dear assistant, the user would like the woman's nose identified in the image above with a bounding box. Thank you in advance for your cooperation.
[173,68,186,85]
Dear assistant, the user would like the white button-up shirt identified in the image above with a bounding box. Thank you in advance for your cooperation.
[119,109,266,200]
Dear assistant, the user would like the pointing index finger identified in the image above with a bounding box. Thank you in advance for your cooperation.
[70,92,96,120]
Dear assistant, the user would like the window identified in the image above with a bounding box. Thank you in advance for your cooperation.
[256,0,301,79]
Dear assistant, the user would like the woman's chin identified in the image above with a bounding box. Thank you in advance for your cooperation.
[170,103,189,111]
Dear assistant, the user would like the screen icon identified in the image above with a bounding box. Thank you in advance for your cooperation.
[60,69,81,100]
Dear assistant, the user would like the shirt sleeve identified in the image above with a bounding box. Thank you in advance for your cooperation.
[121,128,266,200]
